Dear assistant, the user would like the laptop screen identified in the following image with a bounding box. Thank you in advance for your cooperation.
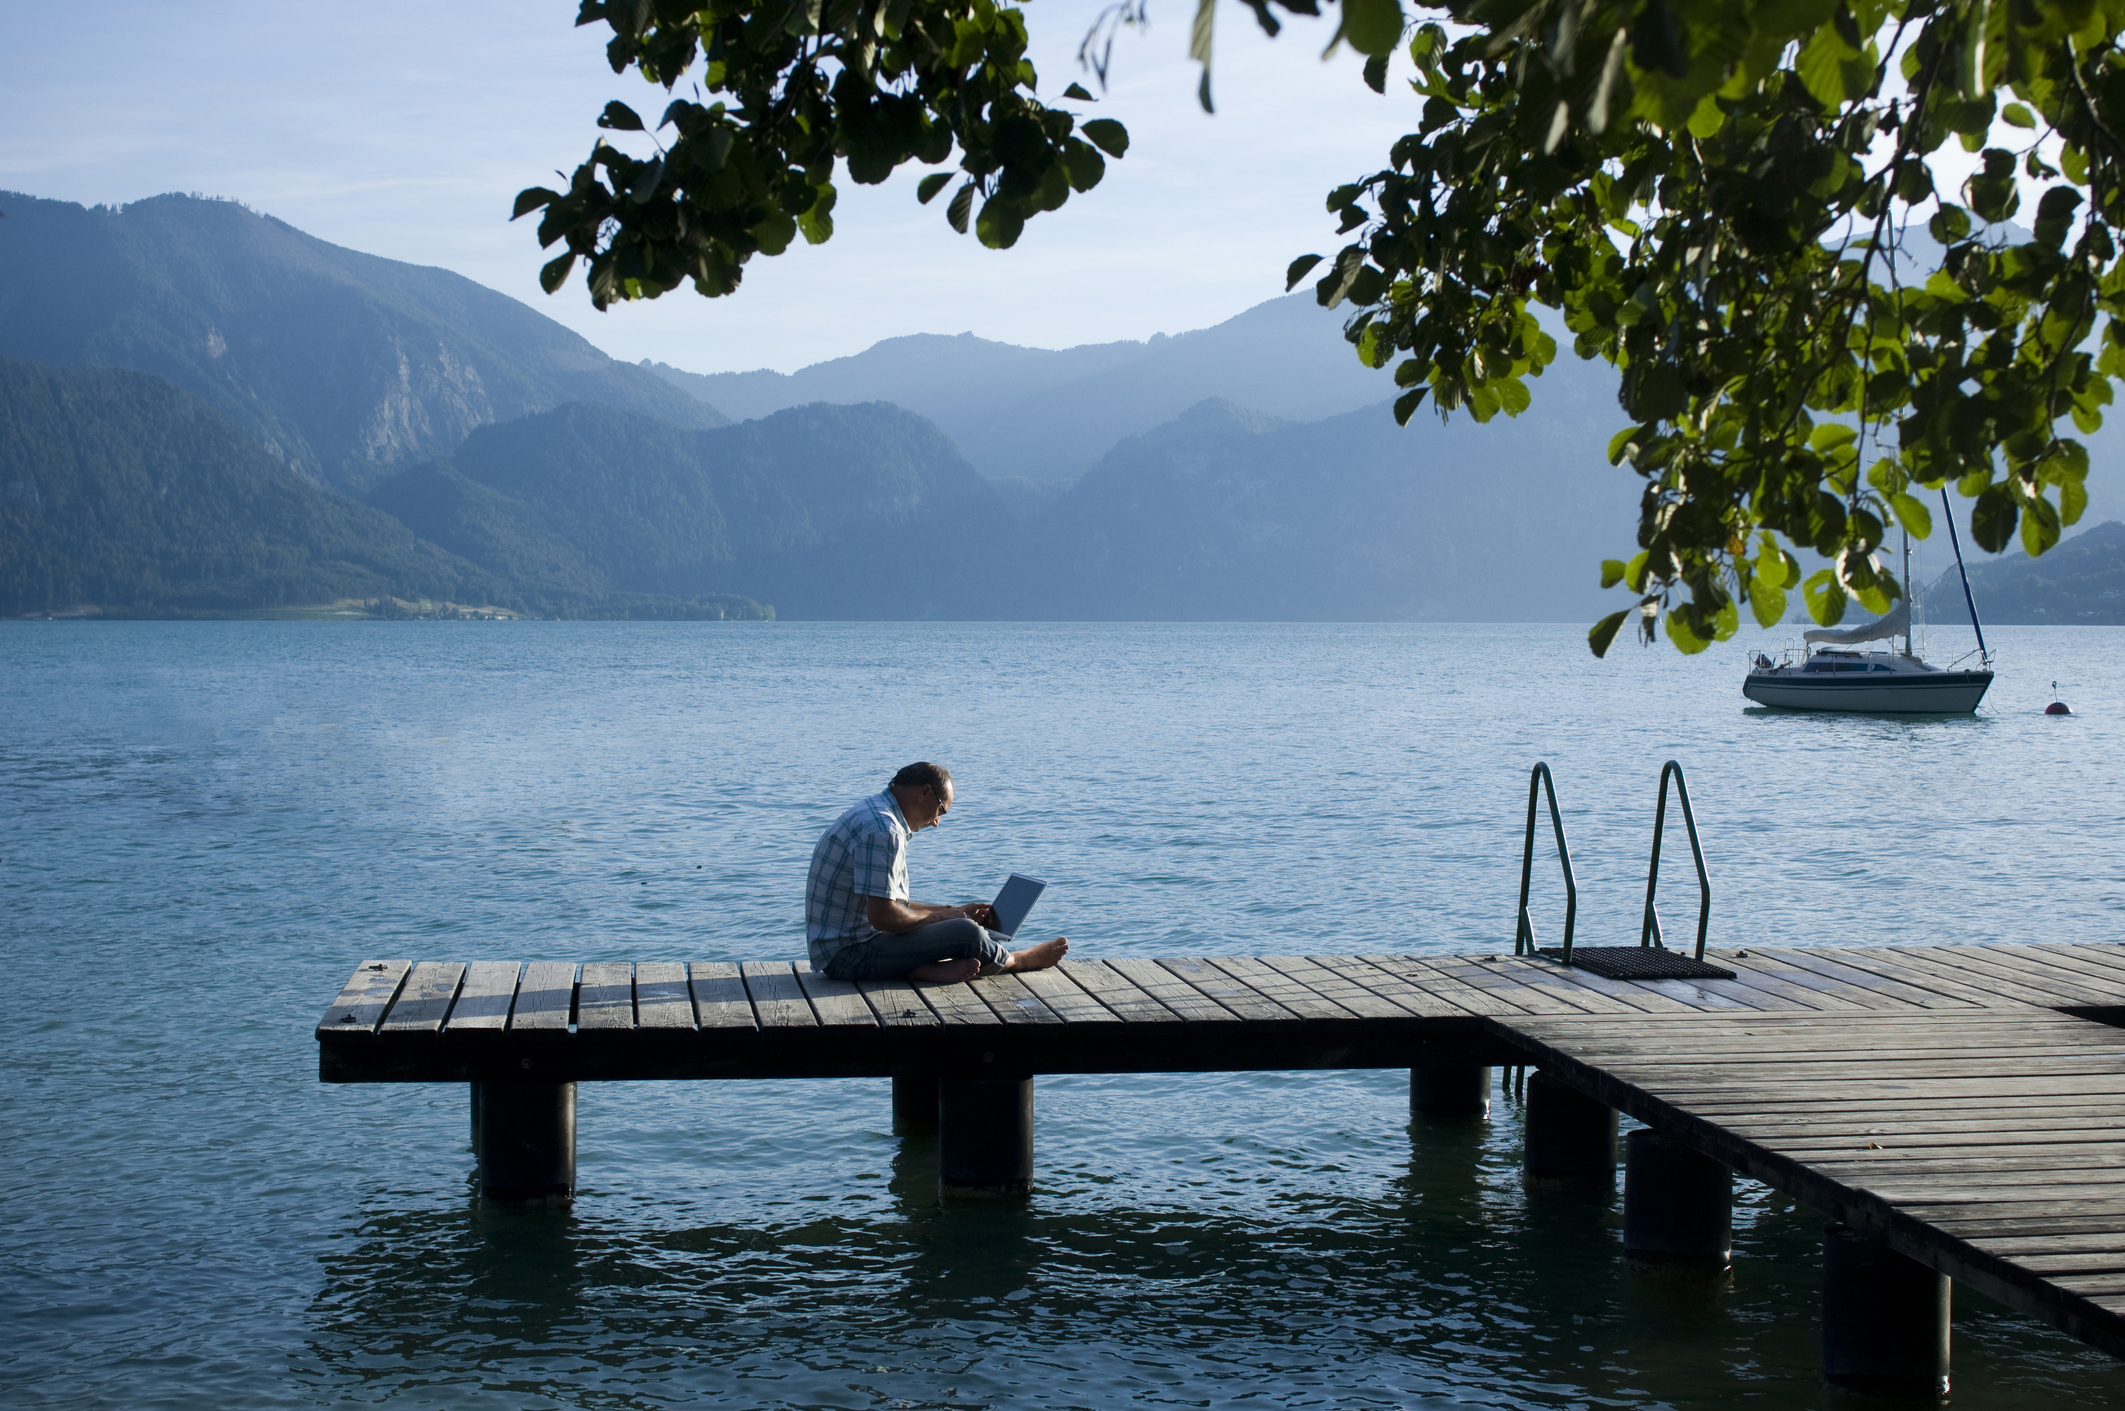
[989,873,1047,937]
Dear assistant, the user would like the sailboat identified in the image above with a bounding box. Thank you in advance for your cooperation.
[1742,489,1995,713]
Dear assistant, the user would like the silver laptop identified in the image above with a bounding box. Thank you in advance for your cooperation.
[989,873,1047,937]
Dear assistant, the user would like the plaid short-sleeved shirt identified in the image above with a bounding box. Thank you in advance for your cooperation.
[804,789,912,971]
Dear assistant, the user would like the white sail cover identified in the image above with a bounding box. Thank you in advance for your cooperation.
[1803,600,1909,646]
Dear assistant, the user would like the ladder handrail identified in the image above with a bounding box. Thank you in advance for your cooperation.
[1640,759,1712,961]
[1514,762,1578,961]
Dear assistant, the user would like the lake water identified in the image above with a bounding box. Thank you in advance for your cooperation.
[4,620,2123,1409]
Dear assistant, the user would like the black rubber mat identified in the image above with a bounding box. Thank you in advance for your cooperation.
[1539,946,1738,981]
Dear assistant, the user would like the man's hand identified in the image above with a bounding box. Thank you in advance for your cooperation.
[865,895,995,934]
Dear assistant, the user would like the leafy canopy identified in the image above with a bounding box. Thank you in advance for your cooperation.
[515,0,1133,305]
[1290,0,2118,655]
[523,0,2119,654]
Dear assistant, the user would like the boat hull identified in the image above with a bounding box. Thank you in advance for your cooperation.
[1742,671,1993,713]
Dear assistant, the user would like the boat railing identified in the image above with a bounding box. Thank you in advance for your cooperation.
[1512,762,1578,962]
[1641,760,1713,962]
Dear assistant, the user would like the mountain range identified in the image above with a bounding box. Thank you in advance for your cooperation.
[0,191,725,493]
[4,189,2121,626]
[640,292,1398,484]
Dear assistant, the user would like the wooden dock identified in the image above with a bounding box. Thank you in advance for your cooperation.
[319,940,2125,1367]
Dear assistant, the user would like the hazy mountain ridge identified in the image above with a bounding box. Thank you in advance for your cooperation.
[1020,387,1637,621]
[1922,519,2125,626]
[0,192,729,493]
[642,293,1402,482]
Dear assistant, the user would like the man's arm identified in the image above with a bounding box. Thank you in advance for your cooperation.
[865,896,999,934]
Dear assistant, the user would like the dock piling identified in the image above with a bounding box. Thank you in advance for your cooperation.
[1522,1070,1617,1186]
[891,1071,939,1134]
[1821,1225,1951,1396]
[938,1077,1034,1197]
[1411,1065,1491,1118]
[1621,1129,1731,1270]
[472,1081,576,1204]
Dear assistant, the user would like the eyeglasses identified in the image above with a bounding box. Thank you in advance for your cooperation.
[930,786,950,820]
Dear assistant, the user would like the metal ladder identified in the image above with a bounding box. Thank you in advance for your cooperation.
[1512,760,1724,975]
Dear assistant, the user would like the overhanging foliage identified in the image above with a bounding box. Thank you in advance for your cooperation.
[524,0,2120,653]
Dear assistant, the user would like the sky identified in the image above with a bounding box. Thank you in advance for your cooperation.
[0,0,1415,375]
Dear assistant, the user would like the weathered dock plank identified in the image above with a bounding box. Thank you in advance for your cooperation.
[635,961,695,1030]
[1498,1008,2125,1358]
[688,961,756,1030]
[512,961,575,1030]
[447,961,521,1031]
[380,961,463,1033]
[319,959,410,1034]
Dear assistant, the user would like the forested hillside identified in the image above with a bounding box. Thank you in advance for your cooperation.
[0,357,508,612]
[0,192,729,493]
[1925,521,2125,626]
[407,401,1017,619]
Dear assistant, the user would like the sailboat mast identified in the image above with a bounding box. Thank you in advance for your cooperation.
[1940,486,1990,660]
[1901,528,1912,656]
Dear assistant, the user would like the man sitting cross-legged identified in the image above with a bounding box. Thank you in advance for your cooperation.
[805,761,1069,984]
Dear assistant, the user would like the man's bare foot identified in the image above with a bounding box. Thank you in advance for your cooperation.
[1002,936,1068,972]
[908,957,981,984]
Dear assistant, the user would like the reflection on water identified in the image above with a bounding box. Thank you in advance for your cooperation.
[298,1083,2117,1411]
[9,622,2125,1408]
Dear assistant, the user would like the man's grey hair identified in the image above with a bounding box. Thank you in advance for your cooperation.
[890,761,952,793]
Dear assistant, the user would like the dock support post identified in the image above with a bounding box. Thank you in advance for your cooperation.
[1411,1066,1490,1118]
[473,1081,576,1205]
[1821,1225,1950,1397]
[892,1071,939,1134]
[1522,1071,1616,1186]
[1622,1129,1731,1269]
[938,1077,1033,1197]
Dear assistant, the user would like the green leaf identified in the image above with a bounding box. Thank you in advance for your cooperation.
[598,101,645,131]
[1286,254,1324,291]
[1063,82,1095,101]
[1803,569,1847,627]
[2021,492,2061,556]
[1080,119,1129,158]
[1606,425,1640,465]
[751,211,797,257]
[976,196,1026,250]
[1889,492,1932,539]
[1665,608,1709,654]
[539,252,575,294]
[2061,475,2088,526]
[1062,137,1106,193]
[512,187,558,220]
[1971,484,2017,553]
[1796,29,1852,110]
[796,183,836,245]
[1600,558,1627,589]
[916,172,953,205]
[946,182,976,235]
[1337,0,1406,58]
[1392,386,1428,424]
[1587,609,1629,658]
[1928,204,1972,245]
[1747,574,1787,630]
[1363,54,1389,93]
[2002,102,2035,129]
